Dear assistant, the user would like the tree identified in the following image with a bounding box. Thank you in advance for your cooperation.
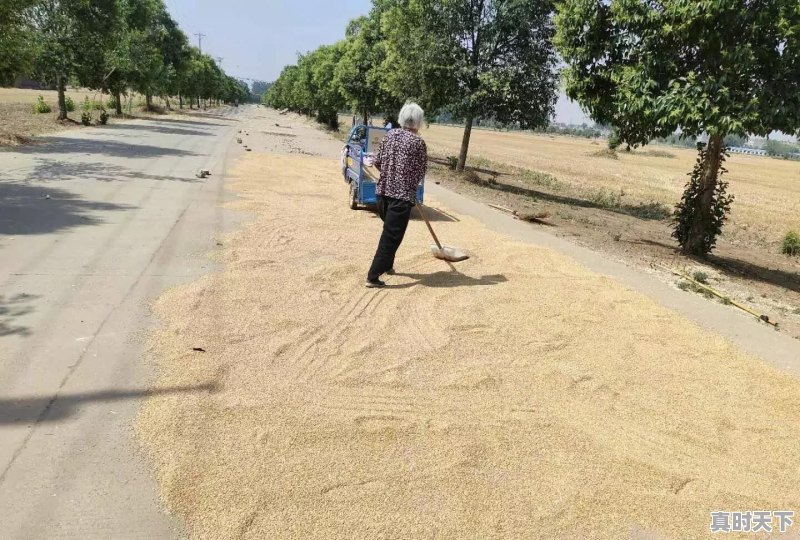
[763,139,799,158]
[0,0,39,85]
[30,0,123,120]
[264,44,348,129]
[250,80,271,102]
[380,0,559,171]
[333,15,393,124]
[555,0,800,256]
[307,43,347,128]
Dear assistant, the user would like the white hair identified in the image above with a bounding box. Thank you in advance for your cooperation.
[398,102,424,130]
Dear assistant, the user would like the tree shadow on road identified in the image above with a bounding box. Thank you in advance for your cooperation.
[139,116,231,127]
[26,159,200,183]
[0,383,218,424]
[0,181,133,235]
[0,293,38,338]
[105,123,215,137]
[11,136,199,159]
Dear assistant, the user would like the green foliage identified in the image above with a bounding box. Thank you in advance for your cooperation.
[29,0,123,118]
[446,156,458,170]
[672,144,735,256]
[692,271,709,284]
[81,111,92,126]
[763,139,800,159]
[782,231,800,256]
[723,134,747,148]
[99,110,110,125]
[32,95,52,114]
[555,0,800,146]
[0,0,39,85]
[266,41,348,129]
[64,96,75,112]
[532,124,602,138]
[380,0,559,169]
[556,0,799,256]
[607,130,622,150]
[656,134,698,149]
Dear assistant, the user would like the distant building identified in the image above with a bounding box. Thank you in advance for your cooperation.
[728,146,767,156]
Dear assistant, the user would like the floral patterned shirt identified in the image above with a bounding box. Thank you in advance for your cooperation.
[374,128,427,202]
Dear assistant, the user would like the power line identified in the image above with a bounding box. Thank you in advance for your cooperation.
[193,32,206,54]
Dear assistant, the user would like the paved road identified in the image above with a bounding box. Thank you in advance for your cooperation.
[0,107,244,538]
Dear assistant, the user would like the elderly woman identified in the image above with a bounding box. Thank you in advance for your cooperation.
[366,102,427,288]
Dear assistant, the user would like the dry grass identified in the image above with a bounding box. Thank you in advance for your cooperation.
[138,122,800,538]
[0,87,175,145]
[418,124,800,249]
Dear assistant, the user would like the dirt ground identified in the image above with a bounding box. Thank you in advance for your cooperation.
[0,87,199,146]
[138,109,800,540]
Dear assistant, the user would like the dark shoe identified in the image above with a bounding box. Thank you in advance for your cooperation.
[365,278,386,288]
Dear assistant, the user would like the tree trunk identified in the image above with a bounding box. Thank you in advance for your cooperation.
[114,91,122,116]
[164,96,171,111]
[56,75,67,120]
[683,133,724,256]
[145,93,153,111]
[179,94,183,109]
[189,96,194,109]
[456,114,474,172]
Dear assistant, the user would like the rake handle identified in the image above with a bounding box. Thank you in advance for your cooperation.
[416,203,443,250]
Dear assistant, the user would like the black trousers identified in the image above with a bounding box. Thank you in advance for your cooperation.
[368,196,413,281]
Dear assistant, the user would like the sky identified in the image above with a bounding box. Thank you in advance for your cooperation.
[163,0,591,125]
[163,0,372,83]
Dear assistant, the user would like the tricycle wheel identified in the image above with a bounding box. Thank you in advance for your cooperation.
[348,182,358,210]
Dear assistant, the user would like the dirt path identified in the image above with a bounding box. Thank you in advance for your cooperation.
[138,109,800,539]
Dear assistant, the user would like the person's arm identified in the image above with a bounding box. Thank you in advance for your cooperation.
[374,133,387,171]
[420,139,428,180]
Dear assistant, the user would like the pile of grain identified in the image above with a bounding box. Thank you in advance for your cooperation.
[138,152,800,540]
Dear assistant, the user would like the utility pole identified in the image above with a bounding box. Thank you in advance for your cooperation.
[194,32,206,54]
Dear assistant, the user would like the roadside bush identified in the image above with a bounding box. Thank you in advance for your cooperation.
[607,130,622,150]
[591,148,619,159]
[520,168,563,190]
[107,95,117,110]
[589,188,623,209]
[81,111,92,126]
[782,231,800,256]
[446,156,458,170]
[32,96,51,114]
[65,96,75,112]
[81,97,102,112]
[633,149,676,159]
[99,111,109,125]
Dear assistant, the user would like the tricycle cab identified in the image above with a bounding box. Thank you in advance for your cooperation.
[342,124,424,209]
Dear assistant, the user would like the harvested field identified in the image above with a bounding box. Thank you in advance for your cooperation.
[138,114,800,539]
[422,124,800,248]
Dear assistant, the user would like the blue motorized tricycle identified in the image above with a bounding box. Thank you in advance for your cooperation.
[342,125,424,209]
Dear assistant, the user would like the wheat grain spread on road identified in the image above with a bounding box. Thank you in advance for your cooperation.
[137,115,800,540]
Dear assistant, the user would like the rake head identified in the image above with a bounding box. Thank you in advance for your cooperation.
[431,244,470,262]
